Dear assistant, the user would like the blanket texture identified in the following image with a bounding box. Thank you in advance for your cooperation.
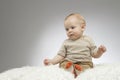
[76,64,120,80]
[0,64,120,80]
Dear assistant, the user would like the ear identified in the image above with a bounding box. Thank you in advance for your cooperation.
[81,24,86,31]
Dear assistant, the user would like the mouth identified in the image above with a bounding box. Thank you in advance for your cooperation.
[69,33,73,36]
[69,34,74,37]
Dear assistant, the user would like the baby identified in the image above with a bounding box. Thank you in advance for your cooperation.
[43,13,106,78]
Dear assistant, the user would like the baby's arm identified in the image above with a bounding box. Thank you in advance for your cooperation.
[44,55,64,65]
[92,45,106,58]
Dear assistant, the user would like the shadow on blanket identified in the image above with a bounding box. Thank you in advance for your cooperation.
[0,64,120,80]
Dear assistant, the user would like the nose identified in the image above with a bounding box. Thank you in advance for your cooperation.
[68,28,72,33]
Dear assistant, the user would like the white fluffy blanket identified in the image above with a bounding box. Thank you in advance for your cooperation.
[0,64,120,80]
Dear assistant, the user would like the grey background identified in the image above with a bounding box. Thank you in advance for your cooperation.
[0,0,120,73]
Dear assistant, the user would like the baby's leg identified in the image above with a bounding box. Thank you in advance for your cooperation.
[59,60,73,73]
[74,62,93,77]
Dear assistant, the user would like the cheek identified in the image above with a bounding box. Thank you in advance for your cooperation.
[66,32,69,36]
[75,30,82,35]
[75,29,81,33]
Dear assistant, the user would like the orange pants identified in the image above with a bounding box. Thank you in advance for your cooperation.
[59,60,93,78]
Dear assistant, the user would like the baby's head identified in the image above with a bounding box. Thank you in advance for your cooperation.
[64,13,86,40]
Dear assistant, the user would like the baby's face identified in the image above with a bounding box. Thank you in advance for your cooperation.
[64,16,85,40]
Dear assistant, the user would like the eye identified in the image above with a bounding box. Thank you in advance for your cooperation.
[71,26,75,29]
[65,28,69,31]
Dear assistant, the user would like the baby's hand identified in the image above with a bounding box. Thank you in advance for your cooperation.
[43,59,52,66]
[98,45,106,54]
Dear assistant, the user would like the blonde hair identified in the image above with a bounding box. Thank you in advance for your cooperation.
[65,13,86,26]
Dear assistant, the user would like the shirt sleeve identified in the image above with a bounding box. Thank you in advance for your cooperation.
[85,35,98,56]
[57,41,67,57]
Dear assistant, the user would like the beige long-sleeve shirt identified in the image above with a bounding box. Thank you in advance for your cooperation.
[57,35,98,63]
